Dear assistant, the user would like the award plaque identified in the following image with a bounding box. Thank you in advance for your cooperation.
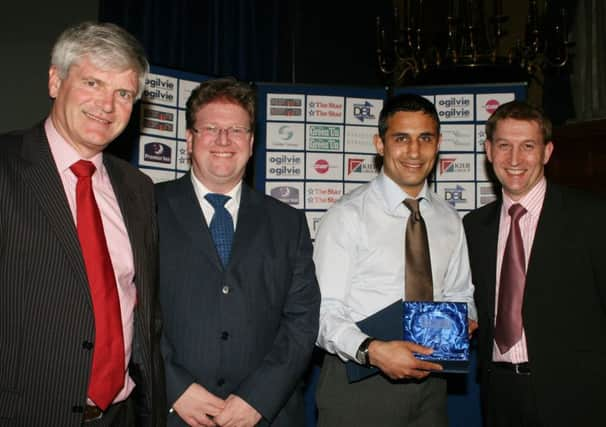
[403,301,469,373]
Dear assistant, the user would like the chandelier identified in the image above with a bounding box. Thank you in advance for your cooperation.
[376,0,572,86]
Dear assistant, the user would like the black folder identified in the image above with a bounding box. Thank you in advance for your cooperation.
[345,300,403,383]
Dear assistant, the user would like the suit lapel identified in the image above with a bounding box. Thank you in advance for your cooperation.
[229,184,264,269]
[525,183,563,299]
[479,201,501,325]
[169,174,224,270]
[19,125,92,308]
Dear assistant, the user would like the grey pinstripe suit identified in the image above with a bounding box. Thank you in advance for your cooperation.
[0,124,165,426]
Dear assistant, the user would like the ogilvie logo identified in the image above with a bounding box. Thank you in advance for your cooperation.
[314,159,330,174]
[483,99,500,114]
[144,143,171,164]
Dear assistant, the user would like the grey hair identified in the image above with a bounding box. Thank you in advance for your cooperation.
[50,21,149,100]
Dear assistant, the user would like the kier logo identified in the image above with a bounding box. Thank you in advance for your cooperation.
[348,158,364,174]
[440,158,456,174]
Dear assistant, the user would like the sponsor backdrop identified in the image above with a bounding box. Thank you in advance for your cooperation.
[135,67,525,427]
[255,83,525,239]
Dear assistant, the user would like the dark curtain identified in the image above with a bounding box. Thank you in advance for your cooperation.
[98,0,296,82]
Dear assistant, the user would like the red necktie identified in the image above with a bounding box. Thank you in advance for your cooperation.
[71,160,125,410]
[403,198,434,301]
[494,203,527,354]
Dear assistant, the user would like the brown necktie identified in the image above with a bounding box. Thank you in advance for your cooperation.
[71,160,125,410]
[403,198,433,301]
[494,203,527,354]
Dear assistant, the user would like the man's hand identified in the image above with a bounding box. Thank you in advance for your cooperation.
[172,383,226,427]
[214,394,262,427]
[367,340,443,380]
[468,319,479,339]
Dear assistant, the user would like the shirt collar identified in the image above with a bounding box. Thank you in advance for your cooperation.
[45,117,105,177]
[501,177,546,219]
[376,170,431,214]
[190,172,242,204]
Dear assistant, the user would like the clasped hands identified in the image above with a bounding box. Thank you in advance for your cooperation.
[172,383,262,427]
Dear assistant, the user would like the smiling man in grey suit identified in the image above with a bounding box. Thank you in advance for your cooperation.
[463,101,606,427]
[0,22,165,425]
[157,77,320,427]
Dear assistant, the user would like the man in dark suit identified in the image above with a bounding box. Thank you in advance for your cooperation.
[463,101,606,427]
[0,22,165,425]
[157,77,320,427]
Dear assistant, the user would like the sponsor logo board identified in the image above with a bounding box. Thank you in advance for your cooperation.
[440,124,475,151]
[305,211,325,240]
[476,153,492,181]
[266,181,304,209]
[476,124,487,152]
[267,93,305,121]
[306,124,343,152]
[345,125,376,153]
[307,95,344,123]
[345,154,378,181]
[306,152,343,180]
[177,110,187,140]
[306,182,343,210]
[476,93,515,121]
[138,136,176,169]
[140,167,177,184]
[477,182,498,207]
[266,152,305,179]
[344,181,366,194]
[266,122,305,150]
[176,141,191,171]
[178,79,203,109]
[142,73,178,107]
[140,104,177,138]
[436,153,475,181]
[436,182,476,210]
[345,98,382,125]
[435,94,474,122]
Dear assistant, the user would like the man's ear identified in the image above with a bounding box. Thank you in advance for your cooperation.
[48,66,62,99]
[373,134,385,156]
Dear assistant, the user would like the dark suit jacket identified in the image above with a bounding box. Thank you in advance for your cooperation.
[0,124,166,426]
[463,182,606,427]
[157,174,320,427]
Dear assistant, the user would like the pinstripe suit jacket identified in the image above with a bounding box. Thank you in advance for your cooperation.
[0,124,165,426]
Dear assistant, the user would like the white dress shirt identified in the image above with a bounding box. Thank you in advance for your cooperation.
[190,173,242,229]
[314,171,477,362]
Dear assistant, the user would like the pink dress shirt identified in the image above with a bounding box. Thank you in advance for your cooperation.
[492,177,547,363]
[45,118,136,405]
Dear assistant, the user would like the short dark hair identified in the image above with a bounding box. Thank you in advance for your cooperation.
[378,93,440,139]
[485,100,552,142]
[186,77,256,132]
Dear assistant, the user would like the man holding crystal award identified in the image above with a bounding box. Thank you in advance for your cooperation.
[313,93,477,427]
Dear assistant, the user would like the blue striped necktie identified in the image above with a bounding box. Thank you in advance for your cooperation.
[205,193,234,267]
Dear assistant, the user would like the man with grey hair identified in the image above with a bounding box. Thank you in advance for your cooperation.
[0,21,165,425]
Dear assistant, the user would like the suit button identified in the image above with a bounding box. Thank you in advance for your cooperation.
[217,378,225,386]
[82,341,94,350]
[222,286,230,294]
[221,331,229,340]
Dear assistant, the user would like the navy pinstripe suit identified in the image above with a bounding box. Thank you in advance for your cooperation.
[0,124,165,426]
